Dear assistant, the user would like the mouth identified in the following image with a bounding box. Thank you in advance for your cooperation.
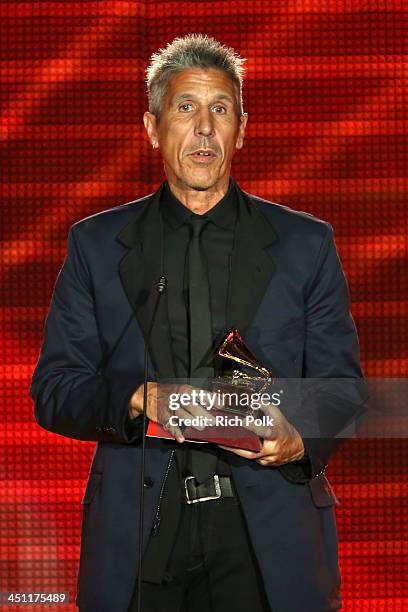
[188,149,218,164]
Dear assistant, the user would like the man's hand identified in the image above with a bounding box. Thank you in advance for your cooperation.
[218,402,305,466]
[129,382,211,444]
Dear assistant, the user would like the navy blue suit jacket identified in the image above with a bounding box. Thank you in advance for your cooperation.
[30,180,367,612]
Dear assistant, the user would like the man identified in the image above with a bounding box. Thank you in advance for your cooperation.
[30,34,367,612]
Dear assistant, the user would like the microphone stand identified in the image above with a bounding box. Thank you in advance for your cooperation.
[136,275,167,612]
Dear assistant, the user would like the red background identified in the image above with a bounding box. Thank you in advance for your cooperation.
[1,1,407,610]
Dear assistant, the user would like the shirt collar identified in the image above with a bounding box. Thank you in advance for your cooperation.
[160,177,237,230]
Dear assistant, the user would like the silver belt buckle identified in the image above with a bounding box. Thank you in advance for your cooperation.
[184,474,222,504]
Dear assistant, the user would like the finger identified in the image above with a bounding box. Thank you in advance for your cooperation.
[161,418,185,443]
[185,401,215,421]
[258,438,279,456]
[183,383,230,413]
[257,451,302,466]
[238,415,277,440]
[188,385,225,415]
[256,453,278,462]
[226,439,279,460]
[157,392,211,423]
[167,384,215,420]
[260,403,296,432]
[257,458,290,466]
[170,428,185,443]
[175,408,214,431]
[218,444,264,459]
[259,402,282,418]
[256,457,277,466]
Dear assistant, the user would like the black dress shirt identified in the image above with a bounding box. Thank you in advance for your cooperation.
[139,179,238,585]
[161,177,237,477]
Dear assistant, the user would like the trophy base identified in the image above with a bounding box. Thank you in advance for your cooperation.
[147,417,262,452]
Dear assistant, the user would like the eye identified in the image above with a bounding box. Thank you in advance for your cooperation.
[213,106,227,114]
[179,103,193,112]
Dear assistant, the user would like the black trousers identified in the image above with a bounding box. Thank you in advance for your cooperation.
[129,491,272,612]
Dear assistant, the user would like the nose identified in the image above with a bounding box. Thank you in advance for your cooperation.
[194,107,215,138]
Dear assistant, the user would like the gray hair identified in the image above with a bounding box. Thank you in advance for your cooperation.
[146,34,246,120]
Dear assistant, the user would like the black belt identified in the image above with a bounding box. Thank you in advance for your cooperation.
[183,474,235,504]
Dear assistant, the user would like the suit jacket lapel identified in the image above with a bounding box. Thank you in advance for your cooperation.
[227,184,277,335]
[116,183,177,378]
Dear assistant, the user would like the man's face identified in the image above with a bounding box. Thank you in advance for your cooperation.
[143,68,248,194]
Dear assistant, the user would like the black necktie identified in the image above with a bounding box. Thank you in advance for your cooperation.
[188,216,214,377]
[186,215,218,483]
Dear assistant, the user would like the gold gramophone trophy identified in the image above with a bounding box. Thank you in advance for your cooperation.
[211,328,275,414]
[147,328,275,451]
[181,328,276,450]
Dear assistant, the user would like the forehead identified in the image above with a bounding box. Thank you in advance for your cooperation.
[165,67,236,103]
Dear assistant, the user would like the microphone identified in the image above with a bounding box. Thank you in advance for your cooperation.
[137,275,167,612]
[156,275,167,294]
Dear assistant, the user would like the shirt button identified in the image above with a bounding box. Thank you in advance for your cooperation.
[144,477,154,488]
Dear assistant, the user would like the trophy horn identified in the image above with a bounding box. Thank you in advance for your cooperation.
[216,328,273,380]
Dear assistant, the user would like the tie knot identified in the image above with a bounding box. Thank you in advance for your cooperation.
[189,215,209,238]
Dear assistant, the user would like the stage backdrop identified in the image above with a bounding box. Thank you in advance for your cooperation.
[1,2,407,610]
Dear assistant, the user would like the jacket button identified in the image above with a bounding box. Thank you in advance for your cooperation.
[144,477,154,488]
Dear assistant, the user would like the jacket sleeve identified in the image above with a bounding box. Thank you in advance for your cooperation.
[30,225,143,444]
[281,223,368,481]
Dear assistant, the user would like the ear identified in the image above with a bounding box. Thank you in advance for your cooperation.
[143,111,159,148]
[235,113,248,150]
